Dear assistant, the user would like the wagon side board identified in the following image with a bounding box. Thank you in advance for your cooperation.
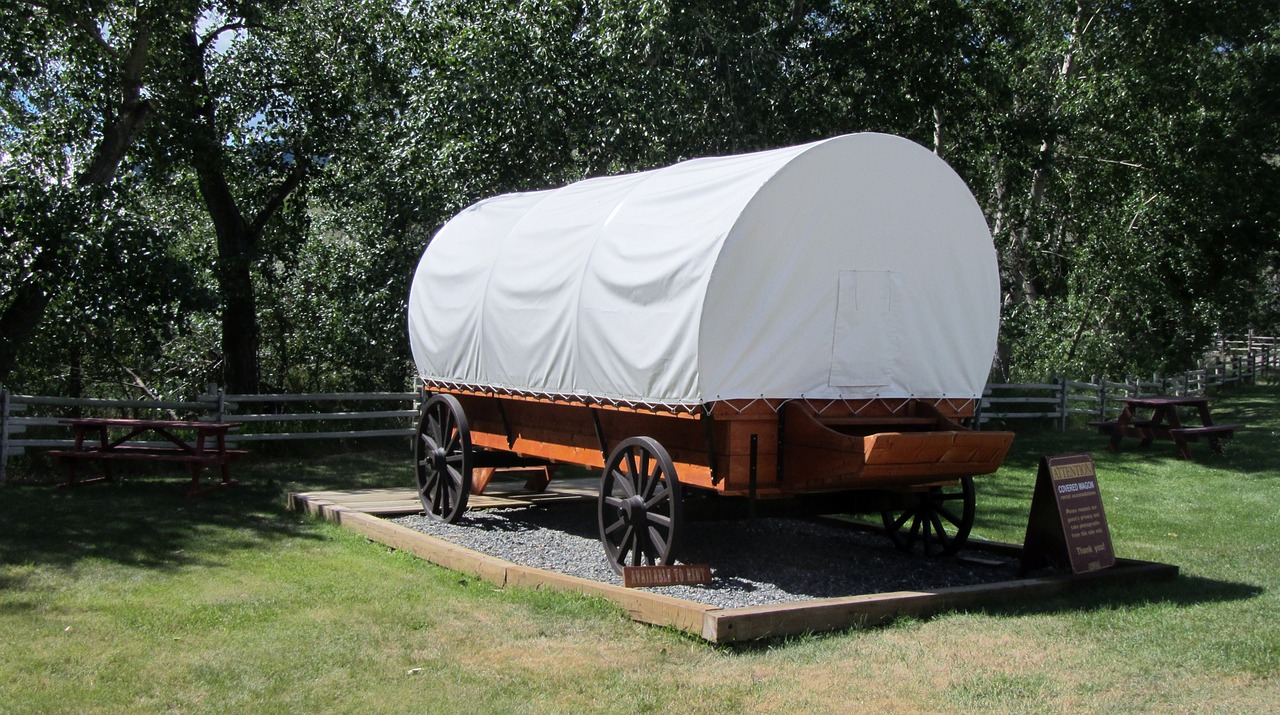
[431,389,1012,497]
[450,393,717,488]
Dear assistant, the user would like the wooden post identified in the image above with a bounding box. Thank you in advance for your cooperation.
[1098,378,1108,420]
[1057,376,1068,433]
[1,386,10,486]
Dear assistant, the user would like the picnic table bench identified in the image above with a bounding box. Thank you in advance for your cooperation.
[1088,396,1241,459]
[48,418,247,496]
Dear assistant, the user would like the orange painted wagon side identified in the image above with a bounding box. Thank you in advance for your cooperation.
[415,386,1013,570]
[437,386,1011,499]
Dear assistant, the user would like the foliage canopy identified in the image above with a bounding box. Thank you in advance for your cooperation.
[2,0,1278,397]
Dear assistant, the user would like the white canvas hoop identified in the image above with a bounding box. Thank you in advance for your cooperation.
[408,133,999,408]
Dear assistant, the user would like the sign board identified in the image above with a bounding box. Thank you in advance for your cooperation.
[623,564,713,588]
[1020,453,1116,575]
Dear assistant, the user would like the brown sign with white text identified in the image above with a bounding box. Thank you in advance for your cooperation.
[623,564,713,588]
[1021,454,1116,574]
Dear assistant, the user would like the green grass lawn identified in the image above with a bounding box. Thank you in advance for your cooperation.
[3,385,1280,713]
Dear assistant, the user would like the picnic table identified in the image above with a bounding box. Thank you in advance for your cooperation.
[49,418,247,496]
[1089,396,1242,459]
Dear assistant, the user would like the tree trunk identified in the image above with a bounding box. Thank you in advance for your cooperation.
[218,253,260,395]
[181,29,309,395]
[0,246,61,382]
[0,16,155,385]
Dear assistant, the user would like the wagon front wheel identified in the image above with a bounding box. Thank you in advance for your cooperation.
[598,437,684,575]
[415,394,472,523]
[881,477,975,557]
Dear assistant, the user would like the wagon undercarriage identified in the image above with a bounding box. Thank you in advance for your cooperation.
[414,390,1014,575]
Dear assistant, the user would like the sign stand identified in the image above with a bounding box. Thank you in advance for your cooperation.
[1020,453,1116,575]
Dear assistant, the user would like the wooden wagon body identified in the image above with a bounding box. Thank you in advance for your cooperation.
[408,134,1014,572]
[434,388,1009,497]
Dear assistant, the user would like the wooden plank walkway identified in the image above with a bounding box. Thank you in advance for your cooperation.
[291,485,1179,643]
[300,476,598,516]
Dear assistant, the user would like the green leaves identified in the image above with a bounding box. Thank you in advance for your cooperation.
[3,0,1277,394]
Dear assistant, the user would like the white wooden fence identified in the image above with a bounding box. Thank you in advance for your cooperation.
[2,335,1276,484]
[0,388,419,484]
[976,351,1268,430]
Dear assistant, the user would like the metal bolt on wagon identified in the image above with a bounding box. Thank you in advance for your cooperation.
[407,133,1015,575]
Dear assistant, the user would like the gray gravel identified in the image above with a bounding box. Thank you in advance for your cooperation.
[393,501,1022,609]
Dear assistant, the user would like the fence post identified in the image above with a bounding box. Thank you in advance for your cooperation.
[1098,378,1108,420]
[1,386,9,486]
[1057,376,1068,432]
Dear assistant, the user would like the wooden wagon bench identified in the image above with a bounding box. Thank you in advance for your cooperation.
[1089,396,1242,459]
[49,418,247,496]
[407,133,1015,573]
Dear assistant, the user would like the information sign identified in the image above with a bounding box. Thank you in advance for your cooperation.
[1020,453,1116,574]
[623,564,713,588]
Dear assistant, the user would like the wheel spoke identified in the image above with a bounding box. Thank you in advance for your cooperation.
[446,465,463,488]
[618,528,636,565]
[905,512,922,547]
[644,484,669,509]
[647,526,668,556]
[612,469,636,497]
[637,451,650,494]
[935,503,962,527]
[641,463,661,501]
[929,512,952,549]
[604,516,626,535]
[625,450,640,483]
[646,512,672,529]
[890,509,913,532]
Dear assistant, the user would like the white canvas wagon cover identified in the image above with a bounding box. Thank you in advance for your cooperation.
[408,133,999,408]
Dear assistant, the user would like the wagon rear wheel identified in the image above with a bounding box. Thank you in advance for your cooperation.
[598,437,684,575]
[881,477,975,557]
[415,394,472,523]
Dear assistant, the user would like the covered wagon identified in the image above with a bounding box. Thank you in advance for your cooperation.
[407,132,1014,573]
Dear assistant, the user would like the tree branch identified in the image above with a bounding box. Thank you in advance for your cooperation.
[199,22,247,54]
[249,156,310,238]
[76,22,155,186]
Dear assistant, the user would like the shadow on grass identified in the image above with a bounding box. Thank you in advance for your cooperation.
[0,446,418,586]
[0,478,320,581]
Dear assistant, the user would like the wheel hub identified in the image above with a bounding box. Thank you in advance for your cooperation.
[430,447,448,471]
[620,494,647,526]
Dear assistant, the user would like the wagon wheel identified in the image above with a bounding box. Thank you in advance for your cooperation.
[598,437,684,575]
[880,477,975,557]
[415,394,472,523]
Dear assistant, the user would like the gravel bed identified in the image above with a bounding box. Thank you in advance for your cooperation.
[393,501,1022,609]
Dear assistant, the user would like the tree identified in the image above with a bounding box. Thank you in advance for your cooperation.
[147,0,404,393]
[0,0,175,385]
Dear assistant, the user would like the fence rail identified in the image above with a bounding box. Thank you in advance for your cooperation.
[976,343,1275,429]
[3,334,1277,484]
[0,387,422,484]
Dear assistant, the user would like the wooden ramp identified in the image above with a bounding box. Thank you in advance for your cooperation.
[298,477,597,516]
[291,487,1178,643]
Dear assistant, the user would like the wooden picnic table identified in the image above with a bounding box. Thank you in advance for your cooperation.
[1089,396,1242,459]
[48,418,247,496]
